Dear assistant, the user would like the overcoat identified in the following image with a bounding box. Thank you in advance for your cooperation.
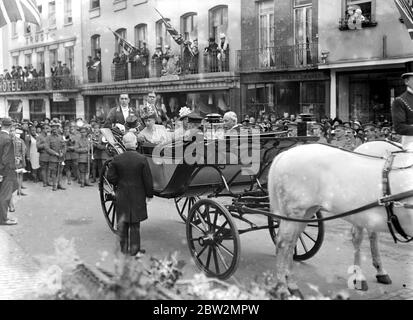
[106,150,153,223]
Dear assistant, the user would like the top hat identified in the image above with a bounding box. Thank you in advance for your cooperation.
[187,112,203,123]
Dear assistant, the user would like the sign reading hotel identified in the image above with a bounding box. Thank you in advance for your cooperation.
[0,80,23,92]
[53,93,70,102]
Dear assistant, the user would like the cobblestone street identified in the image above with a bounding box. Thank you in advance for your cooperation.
[0,180,412,300]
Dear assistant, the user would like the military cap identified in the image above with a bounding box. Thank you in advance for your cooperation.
[50,121,62,127]
[187,112,203,123]
[362,123,378,131]
[1,118,13,127]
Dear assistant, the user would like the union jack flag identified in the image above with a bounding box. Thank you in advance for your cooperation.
[0,0,42,28]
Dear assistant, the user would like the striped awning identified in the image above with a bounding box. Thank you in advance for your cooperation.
[0,0,41,28]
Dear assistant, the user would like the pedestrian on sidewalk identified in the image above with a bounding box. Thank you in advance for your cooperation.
[0,118,18,226]
[107,132,153,257]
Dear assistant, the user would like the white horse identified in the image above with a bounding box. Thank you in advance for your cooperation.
[268,142,413,298]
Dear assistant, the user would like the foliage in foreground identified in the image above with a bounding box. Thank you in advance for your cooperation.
[35,238,348,300]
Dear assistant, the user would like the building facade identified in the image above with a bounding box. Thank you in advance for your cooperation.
[0,0,84,121]
[239,0,329,121]
[318,0,413,123]
[81,0,241,121]
[0,0,241,122]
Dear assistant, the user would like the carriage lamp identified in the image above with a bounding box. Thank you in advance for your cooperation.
[204,113,224,140]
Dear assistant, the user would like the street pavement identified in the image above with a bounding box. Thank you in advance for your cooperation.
[1,179,413,300]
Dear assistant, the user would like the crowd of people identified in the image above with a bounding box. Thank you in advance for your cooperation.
[0,61,72,82]
[108,33,229,81]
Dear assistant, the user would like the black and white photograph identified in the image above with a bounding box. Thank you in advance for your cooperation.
[0,0,412,306]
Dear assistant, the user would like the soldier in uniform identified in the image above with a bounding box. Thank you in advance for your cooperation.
[74,126,93,188]
[330,124,356,151]
[391,70,413,150]
[45,122,66,191]
[36,124,51,187]
[362,123,379,142]
[64,124,80,185]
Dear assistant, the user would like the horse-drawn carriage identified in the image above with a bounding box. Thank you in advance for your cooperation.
[99,126,323,280]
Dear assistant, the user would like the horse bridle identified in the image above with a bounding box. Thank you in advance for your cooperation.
[381,151,413,243]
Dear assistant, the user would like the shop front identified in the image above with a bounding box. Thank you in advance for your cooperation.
[336,68,405,123]
[240,70,330,121]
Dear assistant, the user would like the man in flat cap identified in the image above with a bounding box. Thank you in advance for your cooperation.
[0,118,18,225]
[391,68,413,150]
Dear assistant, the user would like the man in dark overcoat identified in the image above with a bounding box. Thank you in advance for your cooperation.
[107,132,153,256]
[0,118,18,225]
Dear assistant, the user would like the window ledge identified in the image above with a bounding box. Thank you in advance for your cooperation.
[338,21,378,31]
[11,35,18,40]
[64,22,73,27]
[113,0,127,12]
[48,26,57,31]
[89,7,101,19]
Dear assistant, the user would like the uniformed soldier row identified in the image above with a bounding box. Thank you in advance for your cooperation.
[36,121,110,190]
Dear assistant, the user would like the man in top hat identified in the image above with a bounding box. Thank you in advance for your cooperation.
[391,69,413,150]
[104,93,137,129]
[0,118,18,225]
[45,121,66,191]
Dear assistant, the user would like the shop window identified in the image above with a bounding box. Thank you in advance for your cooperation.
[25,54,32,67]
[50,99,76,121]
[339,0,377,30]
[29,100,46,121]
[8,100,23,122]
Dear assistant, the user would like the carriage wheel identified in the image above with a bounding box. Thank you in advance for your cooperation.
[99,160,119,235]
[186,199,240,280]
[268,211,324,261]
[174,196,200,223]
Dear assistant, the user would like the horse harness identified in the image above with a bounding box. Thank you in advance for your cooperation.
[239,150,413,244]
[381,151,413,243]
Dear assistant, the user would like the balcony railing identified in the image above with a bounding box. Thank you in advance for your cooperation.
[111,63,129,82]
[0,76,78,93]
[237,42,319,73]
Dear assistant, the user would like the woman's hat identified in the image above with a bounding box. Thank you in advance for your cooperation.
[143,113,157,120]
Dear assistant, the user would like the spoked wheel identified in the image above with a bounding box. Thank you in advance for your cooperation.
[174,196,200,223]
[99,160,119,235]
[186,199,240,280]
[268,211,324,261]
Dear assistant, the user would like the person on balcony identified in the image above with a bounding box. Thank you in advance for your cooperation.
[140,41,150,78]
[112,52,121,64]
[162,45,173,75]
[3,69,12,80]
[217,33,229,72]
[152,45,163,77]
[204,37,219,72]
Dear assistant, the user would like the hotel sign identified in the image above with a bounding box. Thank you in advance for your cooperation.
[0,80,23,92]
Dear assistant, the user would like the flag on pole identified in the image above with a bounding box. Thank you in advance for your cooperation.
[154,8,194,56]
[394,0,413,39]
[154,8,186,46]
[0,0,42,28]
[109,28,140,56]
